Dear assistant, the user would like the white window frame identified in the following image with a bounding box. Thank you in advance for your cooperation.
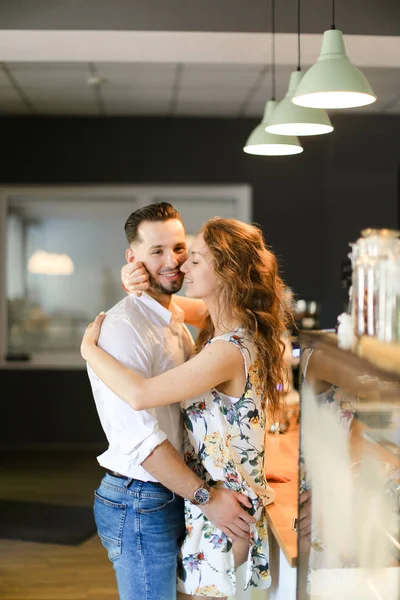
[0,184,252,368]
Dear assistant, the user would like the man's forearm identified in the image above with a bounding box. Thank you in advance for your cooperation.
[141,439,203,500]
[143,440,257,541]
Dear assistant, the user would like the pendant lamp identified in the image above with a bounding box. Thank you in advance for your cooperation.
[243,0,303,156]
[244,100,303,155]
[292,0,376,109]
[266,0,333,136]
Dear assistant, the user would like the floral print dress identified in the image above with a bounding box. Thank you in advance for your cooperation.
[177,330,276,598]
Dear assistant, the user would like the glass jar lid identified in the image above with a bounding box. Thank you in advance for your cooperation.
[361,228,400,239]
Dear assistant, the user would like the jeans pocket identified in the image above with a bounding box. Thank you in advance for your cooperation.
[94,490,127,561]
[139,491,176,514]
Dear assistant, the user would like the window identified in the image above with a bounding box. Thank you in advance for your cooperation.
[0,185,251,366]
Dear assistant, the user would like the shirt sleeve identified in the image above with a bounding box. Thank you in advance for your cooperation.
[92,314,167,466]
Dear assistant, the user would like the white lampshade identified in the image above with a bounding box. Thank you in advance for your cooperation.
[28,250,74,275]
[243,101,303,156]
[292,29,376,109]
[266,71,333,136]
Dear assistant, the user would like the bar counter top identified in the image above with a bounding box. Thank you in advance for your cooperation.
[265,425,299,568]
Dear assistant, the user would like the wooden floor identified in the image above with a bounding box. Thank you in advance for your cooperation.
[0,450,119,600]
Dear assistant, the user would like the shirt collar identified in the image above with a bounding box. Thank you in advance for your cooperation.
[132,292,174,326]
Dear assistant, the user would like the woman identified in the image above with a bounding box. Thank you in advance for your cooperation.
[81,217,289,599]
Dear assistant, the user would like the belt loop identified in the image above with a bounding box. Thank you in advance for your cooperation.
[123,478,134,489]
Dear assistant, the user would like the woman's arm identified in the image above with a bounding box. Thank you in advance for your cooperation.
[172,296,208,328]
[81,314,243,410]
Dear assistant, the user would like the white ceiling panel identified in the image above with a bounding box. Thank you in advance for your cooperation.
[6,62,89,88]
[0,70,15,89]
[174,106,241,119]
[243,103,267,118]
[378,94,400,113]
[257,67,296,95]
[368,96,398,112]
[386,100,400,113]
[176,106,241,117]
[0,60,398,116]
[6,61,88,71]
[0,86,27,102]
[105,98,170,109]
[22,87,95,102]
[98,81,173,93]
[0,87,30,113]
[180,63,264,88]
[102,87,172,102]
[176,100,242,116]
[96,63,177,87]
[0,102,30,115]
[335,93,398,114]
[361,67,400,93]
[182,63,264,74]
[33,101,98,115]
[243,90,270,109]
[106,104,170,115]
[177,87,248,102]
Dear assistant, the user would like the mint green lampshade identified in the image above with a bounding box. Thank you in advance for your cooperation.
[265,71,333,136]
[292,29,376,109]
[243,101,303,156]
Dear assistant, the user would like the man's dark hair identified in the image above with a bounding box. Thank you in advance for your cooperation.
[124,202,184,244]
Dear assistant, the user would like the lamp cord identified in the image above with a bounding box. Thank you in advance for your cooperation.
[331,0,336,30]
[271,0,276,100]
[297,0,301,71]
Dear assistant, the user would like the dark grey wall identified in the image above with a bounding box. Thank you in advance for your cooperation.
[0,0,398,35]
[0,114,329,308]
[1,114,399,321]
[0,112,398,445]
[324,117,400,322]
[2,369,105,446]
[2,113,399,316]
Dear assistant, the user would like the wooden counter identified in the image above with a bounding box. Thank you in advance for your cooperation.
[301,331,400,385]
[263,332,400,571]
[265,426,299,568]
[263,413,399,571]
[357,335,400,377]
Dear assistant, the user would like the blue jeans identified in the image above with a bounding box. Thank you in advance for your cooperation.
[94,474,185,600]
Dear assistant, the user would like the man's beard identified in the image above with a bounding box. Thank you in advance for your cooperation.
[149,272,184,295]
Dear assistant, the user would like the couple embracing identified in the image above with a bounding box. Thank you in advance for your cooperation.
[81,202,289,600]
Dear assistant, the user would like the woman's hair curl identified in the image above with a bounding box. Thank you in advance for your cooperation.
[195,217,290,412]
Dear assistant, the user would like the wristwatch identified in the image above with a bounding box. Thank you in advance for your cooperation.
[192,483,212,506]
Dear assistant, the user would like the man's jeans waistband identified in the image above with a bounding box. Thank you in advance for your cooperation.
[103,471,171,493]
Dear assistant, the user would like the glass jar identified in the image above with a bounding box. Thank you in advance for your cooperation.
[349,229,400,342]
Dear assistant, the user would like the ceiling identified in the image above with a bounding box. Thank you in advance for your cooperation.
[0,0,399,118]
[1,0,399,36]
[1,61,399,118]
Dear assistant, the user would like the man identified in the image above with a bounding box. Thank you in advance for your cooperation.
[87,202,255,600]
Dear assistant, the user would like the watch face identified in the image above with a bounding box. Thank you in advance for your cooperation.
[194,486,210,505]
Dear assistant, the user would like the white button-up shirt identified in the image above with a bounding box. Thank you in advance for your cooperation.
[87,292,194,482]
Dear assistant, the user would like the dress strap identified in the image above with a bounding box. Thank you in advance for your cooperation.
[207,330,250,380]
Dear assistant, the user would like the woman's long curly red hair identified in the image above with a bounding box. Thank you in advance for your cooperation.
[195,217,290,413]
